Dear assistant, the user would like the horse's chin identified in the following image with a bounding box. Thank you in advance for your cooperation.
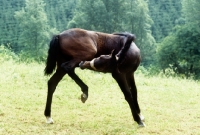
[96,67,110,73]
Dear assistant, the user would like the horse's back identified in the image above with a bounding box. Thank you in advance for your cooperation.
[58,28,121,61]
[58,28,98,61]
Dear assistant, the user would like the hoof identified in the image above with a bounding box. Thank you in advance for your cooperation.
[46,117,54,124]
[138,122,146,128]
[81,93,88,103]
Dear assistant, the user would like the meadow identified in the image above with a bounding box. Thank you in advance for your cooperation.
[0,59,200,135]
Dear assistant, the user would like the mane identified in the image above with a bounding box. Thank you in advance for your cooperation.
[113,32,136,41]
[114,32,136,64]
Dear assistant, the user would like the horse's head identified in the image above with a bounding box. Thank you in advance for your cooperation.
[79,50,117,73]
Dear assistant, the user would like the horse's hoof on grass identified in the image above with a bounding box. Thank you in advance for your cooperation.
[81,93,88,103]
[46,117,54,124]
[138,122,146,128]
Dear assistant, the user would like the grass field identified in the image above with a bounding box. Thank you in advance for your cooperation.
[0,59,200,135]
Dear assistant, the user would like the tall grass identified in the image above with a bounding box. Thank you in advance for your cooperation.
[0,58,200,135]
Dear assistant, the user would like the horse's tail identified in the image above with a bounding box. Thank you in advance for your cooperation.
[117,33,136,64]
[44,35,60,76]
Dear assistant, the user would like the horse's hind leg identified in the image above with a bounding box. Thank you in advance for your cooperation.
[68,69,88,103]
[126,73,145,122]
[44,67,66,124]
[112,72,145,127]
[61,61,88,103]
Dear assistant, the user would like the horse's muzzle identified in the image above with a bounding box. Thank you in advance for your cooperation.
[79,61,86,69]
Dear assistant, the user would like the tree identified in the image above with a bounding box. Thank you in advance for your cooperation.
[44,0,77,31]
[67,0,126,33]
[0,0,25,51]
[182,0,200,26]
[101,0,125,32]
[14,0,51,60]
[68,0,107,31]
[124,0,156,66]
[175,25,200,78]
[0,0,76,54]
[157,32,178,73]
[176,0,200,78]
[148,0,182,42]
[157,25,200,79]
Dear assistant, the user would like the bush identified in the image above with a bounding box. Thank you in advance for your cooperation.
[0,45,19,62]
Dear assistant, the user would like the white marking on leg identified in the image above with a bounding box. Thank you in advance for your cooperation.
[46,117,54,124]
[115,55,119,60]
[139,113,145,121]
[90,59,97,70]
[82,93,88,99]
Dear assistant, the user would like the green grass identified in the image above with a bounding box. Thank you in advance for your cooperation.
[0,59,200,135]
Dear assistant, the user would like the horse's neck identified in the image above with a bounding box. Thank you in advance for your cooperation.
[95,33,122,56]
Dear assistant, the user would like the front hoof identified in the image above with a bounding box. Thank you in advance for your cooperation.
[46,117,54,124]
[81,93,88,103]
[138,121,146,128]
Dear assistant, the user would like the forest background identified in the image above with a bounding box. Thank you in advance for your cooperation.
[0,0,200,79]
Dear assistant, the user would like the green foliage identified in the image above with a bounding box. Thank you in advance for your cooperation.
[68,0,156,66]
[14,0,51,61]
[68,0,125,33]
[156,0,200,79]
[182,0,200,26]
[157,34,177,71]
[148,0,182,42]
[0,45,18,62]
[0,0,25,49]
[1,0,199,78]
[175,25,200,79]
[157,25,200,79]
[124,0,156,66]
[44,0,77,31]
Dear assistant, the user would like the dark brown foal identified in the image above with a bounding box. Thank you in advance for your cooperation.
[44,28,145,127]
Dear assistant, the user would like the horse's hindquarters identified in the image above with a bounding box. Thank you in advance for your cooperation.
[59,30,97,62]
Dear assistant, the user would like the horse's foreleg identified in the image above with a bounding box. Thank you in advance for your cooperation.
[44,68,66,124]
[126,73,145,122]
[112,72,145,127]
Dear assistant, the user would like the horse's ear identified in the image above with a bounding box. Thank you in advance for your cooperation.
[111,49,116,57]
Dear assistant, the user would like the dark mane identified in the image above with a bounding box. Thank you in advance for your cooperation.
[113,32,136,41]
[114,32,136,64]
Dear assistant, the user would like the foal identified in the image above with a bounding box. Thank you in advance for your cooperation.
[44,28,145,127]
[79,42,145,127]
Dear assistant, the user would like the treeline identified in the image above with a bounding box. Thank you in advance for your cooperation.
[157,0,200,79]
[0,0,199,79]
